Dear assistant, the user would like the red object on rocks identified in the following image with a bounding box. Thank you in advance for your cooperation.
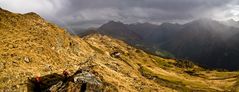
[63,70,69,77]
[35,76,41,83]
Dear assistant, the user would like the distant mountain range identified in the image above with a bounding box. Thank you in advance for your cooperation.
[80,19,239,70]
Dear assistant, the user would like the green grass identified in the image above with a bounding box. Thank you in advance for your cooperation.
[155,50,175,58]
[139,65,190,91]
[139,65,218,92]
[152,57,174,68]
[86,42,105,54]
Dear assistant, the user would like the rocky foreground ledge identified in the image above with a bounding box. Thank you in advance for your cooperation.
[28,67,116,92]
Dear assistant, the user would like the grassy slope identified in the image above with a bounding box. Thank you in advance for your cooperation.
[83,34,239,92]
[0,8,96,91]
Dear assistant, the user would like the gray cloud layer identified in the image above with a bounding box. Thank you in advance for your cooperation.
[1,0,239,30]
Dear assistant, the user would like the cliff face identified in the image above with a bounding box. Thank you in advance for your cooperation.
[0,8,239,92]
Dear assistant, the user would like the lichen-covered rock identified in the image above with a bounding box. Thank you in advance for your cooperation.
[73,71,102,85]
[47,71,104,92]
[24,57,31,63]
[0,62,5,70]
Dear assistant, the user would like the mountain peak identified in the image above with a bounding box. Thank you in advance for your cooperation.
[192,18,217,24]
[228,19,237,22]
[225,19,239,24]
[222,19,239,28]
[24,12,40,16]
[0,8,12,14]
[100,20,126,29]
[0,8,42,20]
[106,20,124,25]
[185,18,223,27]
[131,22,159,27]
[160,22,180,26]
[23,12,42,19]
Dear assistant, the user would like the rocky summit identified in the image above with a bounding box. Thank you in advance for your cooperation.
[1,8,239,92]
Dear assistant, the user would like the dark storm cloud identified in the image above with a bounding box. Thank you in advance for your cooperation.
[1,0,238,29]
[53,0,235,28]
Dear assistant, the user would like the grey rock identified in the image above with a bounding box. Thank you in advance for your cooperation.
[0,62,5,70]
[74,71,102,85]
[46,70,104,92]
[24,57,30,63]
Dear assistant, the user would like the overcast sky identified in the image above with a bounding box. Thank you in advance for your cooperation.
[1,0,239,31]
